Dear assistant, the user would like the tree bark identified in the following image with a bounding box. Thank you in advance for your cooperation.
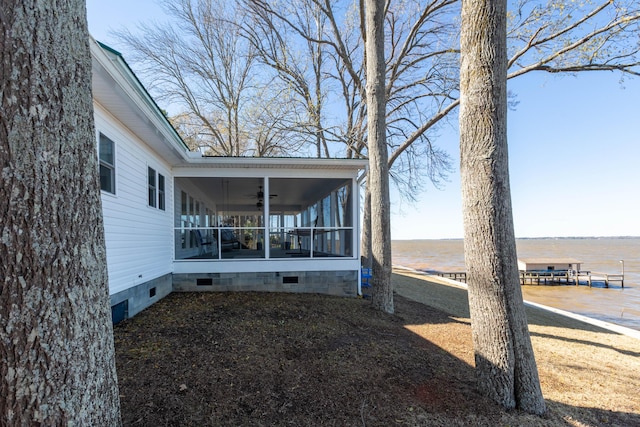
[459,0,545,415]
[364,0,393,313]
[0,1,122,424]
[360,177,373,270]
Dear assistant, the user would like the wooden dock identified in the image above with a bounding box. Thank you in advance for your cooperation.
[435,272,467,283]
[431,270,624,287]
[517,257,624,287]
[519,270,624,287]
[583,272,624,287]
[519,271,570,285]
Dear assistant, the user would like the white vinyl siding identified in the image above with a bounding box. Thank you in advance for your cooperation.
[95,103,173,296]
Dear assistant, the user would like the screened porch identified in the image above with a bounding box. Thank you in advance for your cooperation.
[174,176,356,261]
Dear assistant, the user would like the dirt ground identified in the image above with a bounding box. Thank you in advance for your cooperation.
[114,273,640,426]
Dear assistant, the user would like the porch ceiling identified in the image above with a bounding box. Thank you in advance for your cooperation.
[180,177,350,213]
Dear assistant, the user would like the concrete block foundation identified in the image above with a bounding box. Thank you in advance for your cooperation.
[110,273,172,323]
[110,270,358,324]
[172,270,358,297]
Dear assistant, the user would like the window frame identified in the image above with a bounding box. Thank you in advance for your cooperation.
[98,133,116,194]
[148,166,166,211]
[158,173,165,211]
[148,166,157,208]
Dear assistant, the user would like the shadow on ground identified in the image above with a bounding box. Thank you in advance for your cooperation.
[114,291,640,426]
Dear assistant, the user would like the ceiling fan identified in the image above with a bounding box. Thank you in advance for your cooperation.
[249,185,277,200]
[251,186,277,209]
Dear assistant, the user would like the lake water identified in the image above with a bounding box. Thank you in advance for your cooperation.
[392,237,640,331]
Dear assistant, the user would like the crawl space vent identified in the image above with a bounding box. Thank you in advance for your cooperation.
[197,278,213,287]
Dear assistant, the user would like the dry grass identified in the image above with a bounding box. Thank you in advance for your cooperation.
[113,273,640,426]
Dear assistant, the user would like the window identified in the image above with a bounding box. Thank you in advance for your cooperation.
[148,167,156,207]
[99,133,115,194]
[158,174,165,210]
[148,167,166,210]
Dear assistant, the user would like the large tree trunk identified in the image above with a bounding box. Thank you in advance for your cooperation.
[360,177,373,269]
[459,0,545,415]
[0,1,122,424]
[364,0,393,313]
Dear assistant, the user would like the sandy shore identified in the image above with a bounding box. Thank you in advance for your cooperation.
[393,267,640,339]
[392,268,640,421]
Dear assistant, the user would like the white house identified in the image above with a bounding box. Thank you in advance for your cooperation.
[90,39,367,323]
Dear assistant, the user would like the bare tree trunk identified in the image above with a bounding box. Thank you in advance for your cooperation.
[313,21,324,159]
[360,179,373,269]
[365,0,393,313]
[459,0,545,415]
[0,1,121,424]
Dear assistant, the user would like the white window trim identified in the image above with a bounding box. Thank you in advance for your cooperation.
[147,165,166,211]
[148,166,157,208]
[158,173,165,211]
[98,132,116,195]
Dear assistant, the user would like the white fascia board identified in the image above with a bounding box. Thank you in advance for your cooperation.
[172,166,362,180]
[90,38,191,163]
[177,156,368,171]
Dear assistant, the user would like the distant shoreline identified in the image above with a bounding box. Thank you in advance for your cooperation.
[392,235,640,241]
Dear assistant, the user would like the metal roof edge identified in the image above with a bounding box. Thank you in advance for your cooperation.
[90,37,191,157]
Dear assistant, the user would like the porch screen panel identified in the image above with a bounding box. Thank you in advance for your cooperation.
[269,178,353,258]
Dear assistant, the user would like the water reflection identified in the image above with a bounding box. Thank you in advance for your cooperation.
[392,238,640,331]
